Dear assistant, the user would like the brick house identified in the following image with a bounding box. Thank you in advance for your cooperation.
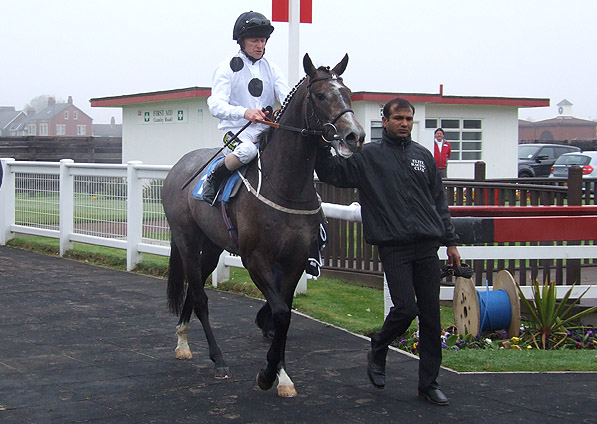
[16,96,93,136]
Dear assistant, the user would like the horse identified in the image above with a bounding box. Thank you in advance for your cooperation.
[161,53,365,397]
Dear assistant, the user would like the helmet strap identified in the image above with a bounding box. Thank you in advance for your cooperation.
[239,40,265,63]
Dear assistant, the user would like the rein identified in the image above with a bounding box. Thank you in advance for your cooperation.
[240,69,351,215]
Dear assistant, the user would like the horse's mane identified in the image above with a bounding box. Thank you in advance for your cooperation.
[257,66,333,151]
[258,75,307,152]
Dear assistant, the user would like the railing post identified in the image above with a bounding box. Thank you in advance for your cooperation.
[59,159,74,256]
[0,158,16,245]
[567,165,582,284]
[127,161,144,271]
[473,161,486,206]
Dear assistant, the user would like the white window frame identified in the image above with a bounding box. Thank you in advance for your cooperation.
[64,111,69,120]
[56,124,66,135]
[77,125,87,136]
[73,111,78,120]
[27,124,37,135]
[39,123,48,136]
[425,118,483,161]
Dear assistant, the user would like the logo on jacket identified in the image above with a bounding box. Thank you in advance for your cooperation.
[411,159,426,172]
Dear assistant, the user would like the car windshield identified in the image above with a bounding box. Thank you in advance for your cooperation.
[554,154,591,166]
[518,145,540,159]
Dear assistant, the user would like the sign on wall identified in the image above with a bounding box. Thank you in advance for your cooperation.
[138,108,187,124]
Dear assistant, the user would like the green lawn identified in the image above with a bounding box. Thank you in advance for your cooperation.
[6,236,597,372]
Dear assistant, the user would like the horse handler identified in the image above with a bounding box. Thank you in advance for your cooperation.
[314,97,461,406]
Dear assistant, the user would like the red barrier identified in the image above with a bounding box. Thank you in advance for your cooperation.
[492,216,597,242]
[449,205,597,217]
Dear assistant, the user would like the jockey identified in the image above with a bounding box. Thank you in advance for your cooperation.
[204,11,290,205]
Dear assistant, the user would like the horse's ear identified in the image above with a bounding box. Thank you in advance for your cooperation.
[332,54,349,76]
[303,53,316,77]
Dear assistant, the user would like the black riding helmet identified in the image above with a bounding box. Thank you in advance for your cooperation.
[233,11,274,41]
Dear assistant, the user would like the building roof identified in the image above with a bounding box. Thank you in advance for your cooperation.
[93,123,122,137]
[90,86,550,109]
[0,107,24,130]
[557,99,573,106]
[90,87,212,107]
[519,116,596,128]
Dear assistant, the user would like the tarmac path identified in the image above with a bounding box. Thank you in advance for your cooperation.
[0,245,595,423]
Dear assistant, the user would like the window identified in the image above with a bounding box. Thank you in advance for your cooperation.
[371,121,383,143]
[77,125,86,135]
[27,124,36,135]
[73,111,78,120]
[39,123,48,136]
[56,124,66,135]
[426,118,482,160]
[65,111,69,120]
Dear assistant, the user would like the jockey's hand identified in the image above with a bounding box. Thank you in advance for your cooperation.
[244,108,267,124]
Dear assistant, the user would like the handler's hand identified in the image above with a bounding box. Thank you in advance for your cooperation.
[447,246,461,268]
[244,108,267,123]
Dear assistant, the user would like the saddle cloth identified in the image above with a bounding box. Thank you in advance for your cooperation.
[191,157,245,203]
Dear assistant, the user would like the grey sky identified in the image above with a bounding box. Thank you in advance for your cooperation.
[3,0,596,124]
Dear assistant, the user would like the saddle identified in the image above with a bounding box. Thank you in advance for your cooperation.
[191,157,246,203]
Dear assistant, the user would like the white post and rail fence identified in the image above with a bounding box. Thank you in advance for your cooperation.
[2,158,597,314]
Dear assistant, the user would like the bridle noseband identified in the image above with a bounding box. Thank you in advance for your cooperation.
[268,70,354,144]
[305,72,354,143]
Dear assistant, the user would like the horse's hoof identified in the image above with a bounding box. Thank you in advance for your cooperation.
[261,329,275,338]
[277,383,297,398]
[215,366,230,379]
[175,347,192,360]
[256,371,274,391]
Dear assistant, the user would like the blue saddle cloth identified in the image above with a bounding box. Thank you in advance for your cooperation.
[191,157,242,203]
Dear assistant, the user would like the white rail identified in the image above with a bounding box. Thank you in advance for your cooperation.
[1,158,596,306]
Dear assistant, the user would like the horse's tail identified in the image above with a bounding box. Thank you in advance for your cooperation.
[167,239,186,316]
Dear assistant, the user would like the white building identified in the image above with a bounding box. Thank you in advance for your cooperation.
[91,86,548,178]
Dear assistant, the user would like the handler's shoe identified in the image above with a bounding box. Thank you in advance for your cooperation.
[366,349,386,389]
[418,387,449,406]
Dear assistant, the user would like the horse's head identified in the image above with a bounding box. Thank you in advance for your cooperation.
[303,53,365,158]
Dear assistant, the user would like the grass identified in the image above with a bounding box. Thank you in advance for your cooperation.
[6,236,597,372]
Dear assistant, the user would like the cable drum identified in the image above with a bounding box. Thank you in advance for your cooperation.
[453,270,521,337]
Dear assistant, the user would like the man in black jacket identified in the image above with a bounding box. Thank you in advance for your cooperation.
[315,97,461,406]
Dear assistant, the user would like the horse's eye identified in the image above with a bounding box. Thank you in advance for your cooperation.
[315,93,326,101]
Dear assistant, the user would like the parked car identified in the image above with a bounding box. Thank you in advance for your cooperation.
[518,143,581,177]
[549,152,597,193]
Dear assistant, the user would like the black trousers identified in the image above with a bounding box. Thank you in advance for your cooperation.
[371,241,442,391]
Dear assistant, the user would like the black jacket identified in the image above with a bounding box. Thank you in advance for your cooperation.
[315,129,459,247]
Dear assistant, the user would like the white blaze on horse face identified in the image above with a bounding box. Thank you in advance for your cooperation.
[277,367,297,397]
[175,322,193,360]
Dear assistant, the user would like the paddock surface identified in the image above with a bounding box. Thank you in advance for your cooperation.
[0,245,595,424]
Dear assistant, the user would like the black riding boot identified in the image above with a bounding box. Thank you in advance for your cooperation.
[202,160,232,206]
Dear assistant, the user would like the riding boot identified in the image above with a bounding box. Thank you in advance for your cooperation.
[202,160,232,206]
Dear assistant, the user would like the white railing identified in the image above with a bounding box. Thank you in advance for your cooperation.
[2,158,596,308]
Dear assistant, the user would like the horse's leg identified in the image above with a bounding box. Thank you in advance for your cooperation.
[252,262,300,397]
[167,239,194,360]
[192,238,229,379]
[174,290,194,359]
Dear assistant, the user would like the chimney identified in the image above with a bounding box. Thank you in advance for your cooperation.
[68,96,73,104]
[48,97,56,106]
[110,116,115,126]
[26,107,35,116]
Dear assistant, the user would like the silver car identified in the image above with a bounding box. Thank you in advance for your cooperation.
[550,151,597,192]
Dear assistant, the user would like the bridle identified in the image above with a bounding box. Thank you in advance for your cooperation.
[261,70,355,144]
[305,72,354,143]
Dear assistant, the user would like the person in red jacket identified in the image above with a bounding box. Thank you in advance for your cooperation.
[433,128,451,178]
